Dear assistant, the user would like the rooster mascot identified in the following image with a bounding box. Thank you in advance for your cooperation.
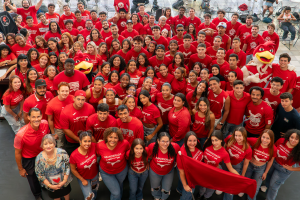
[242,41,295,91]
[73,50,94,82]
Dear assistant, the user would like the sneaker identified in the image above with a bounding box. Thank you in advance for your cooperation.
[261,186,267,192]
[176,188,182,195]
[290,40,294,45]
[238,193,245,197]
[215,190,223,195]
[282,40,286,44]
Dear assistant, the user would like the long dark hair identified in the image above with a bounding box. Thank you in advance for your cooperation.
[137,90,151,108]
[48,52,58,67]
[128,138,148,168]
[188,23,196,40]
[0,44,12,57]
[192,80,208,101]
[26,48,39,62]
[152,132,176,159]
[108,54,126,73]
[142,66,157,78]
[253,129,275,160]
[137,53,150,69]
[195,97,212,131]
[49,21,62,34]
[125,60,137,73]
[184,131,202,157]
[25,68,40,94]
[89,28,102,41]
[4,75,25,96]
[175,93,190,110]
[107,70,120,84]
[172,52,185,69]
[203,130,225,150]
[17,54,32,71]
[284,129,300,163]
[47,37,61,53]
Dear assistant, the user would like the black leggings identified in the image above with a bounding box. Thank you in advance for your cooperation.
[22,157,42,198]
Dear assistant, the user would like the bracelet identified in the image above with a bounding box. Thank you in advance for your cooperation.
[48,184,51,188]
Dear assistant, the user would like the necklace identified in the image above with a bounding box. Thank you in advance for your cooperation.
[45,150,57,163]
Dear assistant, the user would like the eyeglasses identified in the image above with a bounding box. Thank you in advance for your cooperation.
[160,140,170,144]
[128,89,136,92]
[177,29,184,32]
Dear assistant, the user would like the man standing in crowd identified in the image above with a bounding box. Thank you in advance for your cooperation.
[243,25,264,64]
[152,26,169,50]
[191,31,211,49]
[60,90,95,155]
[189,43,212,71]
[179,34,197,65]
[45,3,60,24]
[121,20,139,42]
[44,21,62,42]
[212,22,231,50]
[171,24,185,45]
[262,23,280,53]
[53,59,90,96]
[211,48,230,70]
[63,20,79,41]
[206,36,222,60]
[86,103,117,142]
[149,45,172,72]
[225,38,246,68]
[46,82,74,148]
[271,53,297,93]
[137,4,149,21]
[235,16,253,49]
[221,53,243,81]
[159,16,171,38]
[73,10,86,31]
[100,20,113,40]
[226,13,241,42]
[126,35,150,62]
[59,4,76,30]
[197,13,217,43]
[116,105,144,145]
[263,77,283,114]
[271,92,300,141]
[224,80,251,136]
[14,107,49,200]
[23,79,54,124]
[172,6,188,34]
[144,14,157,36]
[212,9,228,26]
[90,10,100,26]
[105,24,125,49]
[5,0,43,25]
[77,2,91,21]
[79,19,94,42]
[37,13,50,37]
[245,86,274,137]
[187,8,201,28]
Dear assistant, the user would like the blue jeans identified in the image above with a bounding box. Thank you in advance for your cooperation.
[128,167,149,200]
[223,161,244,200]
[245,162,267,200]
[281,22,296,40]
[99,164,128,200]
[144,125,157,147]
[265,160,293,200]
[176,167,183,194]
[1,104,25,134]
[77,173,99,200]
[149,167,174,200]
[223,122,243,138]
[181,188,195,200]
[198,137,207,148]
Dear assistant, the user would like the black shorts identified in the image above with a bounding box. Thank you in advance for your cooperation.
[47,184,71,199]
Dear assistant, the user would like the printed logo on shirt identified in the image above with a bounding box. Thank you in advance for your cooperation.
[248,110,262,127]
[86,35,90,42]
[253,149,269,162]
[69,81,80,93]
[80,154,96,169]
[73,116,88,123]
[264,98,278,108]
[157,103,172,115]
[284,118,289,123]
[250,42,257,49]
[104,153,121,166]
[0,16,10,26]
[49,17,59,23]
[121,21,126,27]
[229,29,236,36]
[243,32,250,39]
[156,157,174,168]
[264,36,271,42]
[118,2,125,8]
[120,128,134,137]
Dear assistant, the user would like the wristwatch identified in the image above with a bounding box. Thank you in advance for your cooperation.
[219,122,224,125]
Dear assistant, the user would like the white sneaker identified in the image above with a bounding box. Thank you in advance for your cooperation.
[238,193,245,197]
[261,186,267,192]
[215,190,223,195]
[290,40,294,45]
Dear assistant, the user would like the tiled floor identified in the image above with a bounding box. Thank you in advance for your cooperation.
[1,0,300,200]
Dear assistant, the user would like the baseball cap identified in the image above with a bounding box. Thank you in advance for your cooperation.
[217,22,227,28]
[74,90,86,98]
[126,20,133,24]
[35,79,47,88]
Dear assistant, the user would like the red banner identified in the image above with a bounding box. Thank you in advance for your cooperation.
[180,154,257,199]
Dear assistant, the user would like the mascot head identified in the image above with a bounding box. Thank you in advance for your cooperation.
[253,41,275,65]
[74,51,93,74]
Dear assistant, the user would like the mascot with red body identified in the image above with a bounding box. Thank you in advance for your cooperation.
[74,50,93,82]
[242,41,295,91]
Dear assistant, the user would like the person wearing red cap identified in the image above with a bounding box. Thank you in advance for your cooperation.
[86,103,117,142]
[14,107,50,200]
[60,90,95,155]
[53,58,90,96]
[23,79,54,124]
[45,82,74,148]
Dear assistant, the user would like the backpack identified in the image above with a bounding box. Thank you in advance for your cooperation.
[201,0,210,13]
[172,0,184,10]
[239,15,247,23]
[262,17,272,23]
[252,13,259,22]
[293,12,300,21]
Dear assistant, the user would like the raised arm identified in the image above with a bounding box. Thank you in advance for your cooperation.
[35,0,44,11]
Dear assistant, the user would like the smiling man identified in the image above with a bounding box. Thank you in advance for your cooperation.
[23,79,54,124]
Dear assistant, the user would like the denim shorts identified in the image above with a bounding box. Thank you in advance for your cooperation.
[264,1,274,7]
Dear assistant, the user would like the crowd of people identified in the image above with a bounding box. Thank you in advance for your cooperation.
[1,0,300,200]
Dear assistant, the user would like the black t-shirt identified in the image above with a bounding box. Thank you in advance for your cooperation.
[272,104,300,141]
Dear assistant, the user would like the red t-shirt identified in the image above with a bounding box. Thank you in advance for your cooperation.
[207,90,228,119]
[192,111,210,138]
[292,77,300,109]
[186,82,196,94]
[11,43,33,57]
[64,28,80,37]
[86,114,117,141]
[121,70,142,85]
[45,78,55,96]
[126,148,149,172]
[137,12,150,22]
[113,83,127,100]
[59,13,76,29]
[81,10,91,21]
[159,24,171,32]
[44,31,62,42]
[17,6,38,24]
[171,78,187,95]
[116,18,127,34]
[247,137,277,163]
[187,16,201,28]
[173,15,188,34]
[171,35,183,46]
[121,29,139,41]
[144,24,156,36]
[69,143,98,179]
[157,73,174,88]
[245,101,274,135]
[33,64,46,78]
[191,41,211,49]
[262,31,280,52]
[45,95,74,129]
[225,49,247,68]
[205,46,218,61]
[236,25,252,47]
[179,44,197,65]
[53,71,90,96]
[203,145,230,167]
[262,88,281,114]
[114,0,130,12]
[275,138,297,166]
[14,120,49,158]
[153,36,169,50]
[197,22,216,43]
[2,90,24,106]
[226,21,242,41]
[149,56,172,73]
[270,64,297,93]
[168,107,191,142]
[226,91,251,125]
[101,30,112,41]
[73,20,86,32]
[244,34,265,55]
[188,54,212,71]
[211,33,230,50]
[45,12,60,24]
[96,140,130,174]
[212,17,228,27]
[0,53,16,63]
[220,64,243,82]
[60,103,95,143]
[155,92,174,124]
[23,92,54,120]
[125,48,150,63]
[148,142,180,175]
[79,29,92,42]
[186,91,198,110]
[141,103,161,124]
[37,22,49,37]
[117,117,144,145]
[137,77,160,90]
[177,145,203,170]
[24,24,40,41]
[105,35,125,49]
[224,135,252,165]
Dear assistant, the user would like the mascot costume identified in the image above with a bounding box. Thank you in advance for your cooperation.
[242,41,295,91]
[73,50,94,82]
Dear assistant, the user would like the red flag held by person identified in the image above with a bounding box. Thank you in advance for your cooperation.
[180,153,257,198]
